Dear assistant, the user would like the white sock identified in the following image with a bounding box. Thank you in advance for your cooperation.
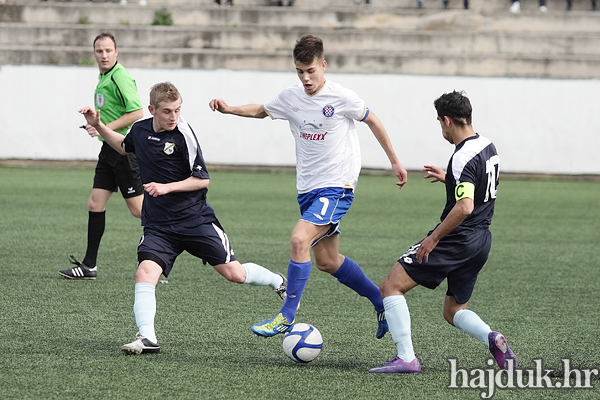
[453,309,492,346]
[383,295,416,362]
[242,262,283,289]
[134,282,157,344]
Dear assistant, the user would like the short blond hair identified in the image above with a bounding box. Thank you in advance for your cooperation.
[149,82,181,107]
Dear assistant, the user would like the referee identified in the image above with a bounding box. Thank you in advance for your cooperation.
[59,32,143,280]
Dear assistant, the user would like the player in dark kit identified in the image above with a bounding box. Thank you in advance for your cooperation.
[370,91,516,374]
[79,82,287,354]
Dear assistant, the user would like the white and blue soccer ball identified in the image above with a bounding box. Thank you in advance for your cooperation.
[282,323,323,363]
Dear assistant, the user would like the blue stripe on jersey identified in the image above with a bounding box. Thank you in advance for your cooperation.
[360,108,370,122]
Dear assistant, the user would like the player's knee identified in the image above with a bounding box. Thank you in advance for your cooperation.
[217,263,246,283]
[126,196,143,218]
[227,270,246,284]
[314,260,335,274]
[443,308,456,326]
[379,276,395,298]
[129,207,142,219]
[87,197,104,212]
[290,234,310,255]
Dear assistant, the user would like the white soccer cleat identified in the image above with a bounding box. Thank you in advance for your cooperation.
[121,333,160,355]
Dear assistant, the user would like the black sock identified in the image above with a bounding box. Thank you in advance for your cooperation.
[83,211,105,268]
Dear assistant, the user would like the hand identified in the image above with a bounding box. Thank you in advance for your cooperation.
[423,165,445,183]
[78,107,101,128]
[208,98,230,113]
[392,161,408,189]
[80,124,100,138]
[143,182,171,197]
[416,235,438,264]
[144,182,169,197]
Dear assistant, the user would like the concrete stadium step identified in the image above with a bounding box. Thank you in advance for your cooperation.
[2,22,600,57]
[2,3,600,32]
[7,0,598,12]
[2,42,599,79]
[2,1,599,78]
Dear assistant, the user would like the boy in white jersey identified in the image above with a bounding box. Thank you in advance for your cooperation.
[209,35,408,338]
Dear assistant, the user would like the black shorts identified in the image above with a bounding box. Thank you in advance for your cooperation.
[399,227,491,304]
[137,219,237,277]
[93,142,143,199]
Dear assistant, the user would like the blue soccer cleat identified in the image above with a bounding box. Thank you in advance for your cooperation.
[376,310,389,339]
[251,313,294,337]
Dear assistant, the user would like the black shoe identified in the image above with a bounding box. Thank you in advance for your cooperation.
[58,256,97,280]
[273,272,287,300]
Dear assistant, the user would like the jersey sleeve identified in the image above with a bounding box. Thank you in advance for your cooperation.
[122,128,135,153]
[112,68,143,113]
[178,118,210,180]
[342,87,367,121]
[264,87,294,120]
[190,146,210,180]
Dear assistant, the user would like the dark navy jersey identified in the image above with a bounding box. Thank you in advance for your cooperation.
[441,134,500,229]
[123,116,211,226]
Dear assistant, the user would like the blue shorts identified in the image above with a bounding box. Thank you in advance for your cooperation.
[298,187,354,246]
[398,226,491,304]
[137,218,236,277]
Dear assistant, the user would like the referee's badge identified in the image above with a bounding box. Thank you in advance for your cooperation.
[322,104,335,117]
[96,93,104,108]
[163,142,175,155]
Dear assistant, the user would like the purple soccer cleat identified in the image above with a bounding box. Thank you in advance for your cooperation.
[488,331,517,369]
[369,356,422,374]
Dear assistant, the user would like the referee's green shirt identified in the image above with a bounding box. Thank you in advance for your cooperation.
[94,62,142,137]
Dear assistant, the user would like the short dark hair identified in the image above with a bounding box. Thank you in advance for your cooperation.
[149,82,181,107]
[293,35,324,64]
[434,91,472,127]
[93,32,117,49]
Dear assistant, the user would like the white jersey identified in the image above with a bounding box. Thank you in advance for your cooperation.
[264,80,367,194]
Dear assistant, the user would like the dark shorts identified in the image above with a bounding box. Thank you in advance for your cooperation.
[398,227,492,304]
[93,142,143,199]
[137,219,237,277]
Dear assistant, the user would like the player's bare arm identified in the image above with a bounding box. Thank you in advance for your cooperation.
[143,177,209,197]
[79,107,126,155]
[363,111,408,188]
[105,109,144,132]
[209,99,268,119]
[416,197,474,263]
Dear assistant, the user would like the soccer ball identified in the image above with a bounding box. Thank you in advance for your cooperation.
[282,323,323,363]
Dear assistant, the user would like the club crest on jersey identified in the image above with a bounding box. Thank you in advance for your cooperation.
[96,93,105,108]
[322,105,335,117]
[163,142,175,155]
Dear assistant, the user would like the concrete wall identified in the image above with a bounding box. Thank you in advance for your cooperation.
[1,64,598,175]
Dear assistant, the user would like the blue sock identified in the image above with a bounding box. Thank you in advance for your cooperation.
[333,257,384,312]
[280,260,311,322]
[453,309,492,346]
[134,282,157,343]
